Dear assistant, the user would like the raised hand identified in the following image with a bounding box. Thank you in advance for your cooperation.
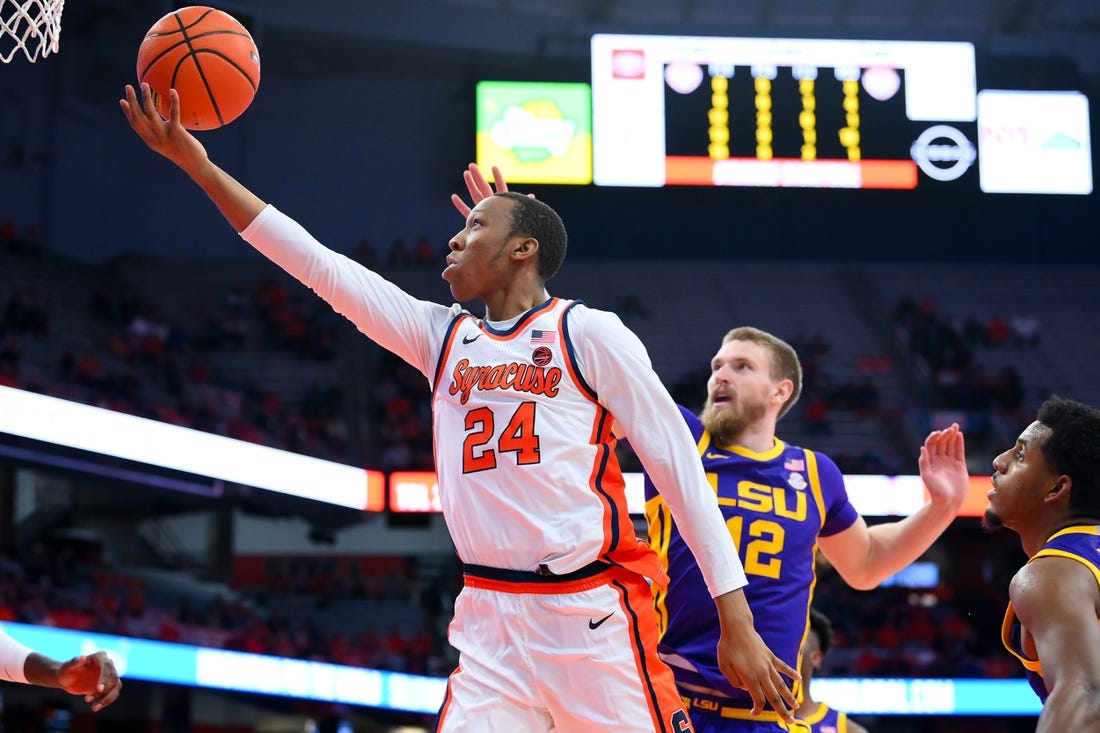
[918,422,969,511]
[450,162,535,218]
[120,84,209,176]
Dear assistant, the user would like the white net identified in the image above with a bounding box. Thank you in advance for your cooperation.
[0,0,64,63]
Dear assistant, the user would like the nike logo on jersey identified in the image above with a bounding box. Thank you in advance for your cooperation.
[448,358,562,404]
[589,612,613,629]
[704,452,728,459]
[462,334,481,344]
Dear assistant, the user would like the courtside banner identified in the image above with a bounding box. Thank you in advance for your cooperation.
[0,622,1039,715]
[0,622,443,712]
[391,468,994,517]
[0,385,384,510]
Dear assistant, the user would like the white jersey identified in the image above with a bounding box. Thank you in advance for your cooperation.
[433,297,651,576]
[241,205,747,595]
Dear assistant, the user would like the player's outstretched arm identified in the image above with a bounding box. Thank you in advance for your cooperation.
[24,650,122,711]
[714,590,800,722]
[1011,558,1100,732]
[819,424,968,589]
[120,83,265,233]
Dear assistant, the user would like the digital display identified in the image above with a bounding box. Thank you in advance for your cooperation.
[977,90,1093,194]
[591,34,988,190]
[476,81,593,185]
[881,561,941,589]
[390,470,996,518]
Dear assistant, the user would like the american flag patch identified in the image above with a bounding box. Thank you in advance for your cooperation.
[784,458,805,472]
[531,329,557,344]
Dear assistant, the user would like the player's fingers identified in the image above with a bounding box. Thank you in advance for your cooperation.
[140,82,157,117]
[775,654,800,681]
[168,88,182,127]
[491,165,508,192]
[747,689,764,717]
[450,193,471,218]
[928,428,949,456]
[952,427,966,458]
[466,163,493,199]
[120,85,137,118]
[88,682,121,711]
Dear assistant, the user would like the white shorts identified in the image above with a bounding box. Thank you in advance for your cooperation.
[437,563,693,733]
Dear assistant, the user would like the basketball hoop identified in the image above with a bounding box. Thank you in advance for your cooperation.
[0,0,64,63]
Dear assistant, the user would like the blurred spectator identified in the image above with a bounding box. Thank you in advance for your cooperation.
[387,238,411,266]
[413,235,437,265]
[354,237,377,266]
[1009,312,1040,346]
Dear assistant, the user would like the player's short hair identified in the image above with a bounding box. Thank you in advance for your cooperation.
[722,326,803,419]
[1036,395,1100,516]
[808,607,834,656]
[495,191,567,283]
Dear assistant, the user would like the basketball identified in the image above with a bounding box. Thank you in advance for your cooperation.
[136,6,260,131]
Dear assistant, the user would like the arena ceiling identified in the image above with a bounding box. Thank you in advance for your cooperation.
[53,0,1100,84]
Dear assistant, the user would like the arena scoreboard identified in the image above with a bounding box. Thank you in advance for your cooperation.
[590,33,1091,194]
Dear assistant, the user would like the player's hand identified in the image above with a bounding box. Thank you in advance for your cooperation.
[120,84,209,176]
[714,591,800,721]
[918,422,969,512]
[56,651,122,711]
[450,162,535,218]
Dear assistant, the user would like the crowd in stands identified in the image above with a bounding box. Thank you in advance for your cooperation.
[0,216,42,257]
[812,567,1020,680]
[892,295,1030,413]
[0,532,1026,684]
[353,235,444,269]
[0,541,462,679]
[0,276,352,464]
[369,351,435,472]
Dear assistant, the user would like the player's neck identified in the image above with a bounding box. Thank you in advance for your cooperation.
[482,285,550,322]
[1023,515,1100,555]
[796,698,821,719]
[731,422,778,454]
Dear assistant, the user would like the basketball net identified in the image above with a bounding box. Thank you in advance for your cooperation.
[0,0,64,63]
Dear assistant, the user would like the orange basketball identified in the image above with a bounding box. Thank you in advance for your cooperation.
[136,6,260,131]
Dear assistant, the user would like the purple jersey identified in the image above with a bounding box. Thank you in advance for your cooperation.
[1001,524,1100,702]
[644,406,859,707]
[802,703,849,733]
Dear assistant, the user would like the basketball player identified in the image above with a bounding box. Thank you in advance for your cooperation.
[0,626,121,710]
[121,84,799,731]
[644,327,969,732]
[795,608,867,733]
[985,396,1100,732]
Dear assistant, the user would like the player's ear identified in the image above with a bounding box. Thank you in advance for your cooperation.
[1046,476,1072,501]
[772,379,794,406]
[511,236,539,262]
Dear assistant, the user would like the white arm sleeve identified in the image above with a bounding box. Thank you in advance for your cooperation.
[570,307,748,597]
[240,205,458,376]
[0,627,31,684]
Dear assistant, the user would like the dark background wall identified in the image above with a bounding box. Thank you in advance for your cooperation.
[0,0,1097,265]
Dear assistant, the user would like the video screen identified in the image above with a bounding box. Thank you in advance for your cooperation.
[475,80,593,185]
[591,34,978,190]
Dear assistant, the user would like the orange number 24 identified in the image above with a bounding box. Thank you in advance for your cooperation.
[462,402,541,473]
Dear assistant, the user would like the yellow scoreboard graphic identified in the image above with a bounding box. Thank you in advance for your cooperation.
[476,80,592,185]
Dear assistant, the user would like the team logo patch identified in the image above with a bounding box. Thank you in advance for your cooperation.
[532,346,553,366]
[788,472,808,491]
